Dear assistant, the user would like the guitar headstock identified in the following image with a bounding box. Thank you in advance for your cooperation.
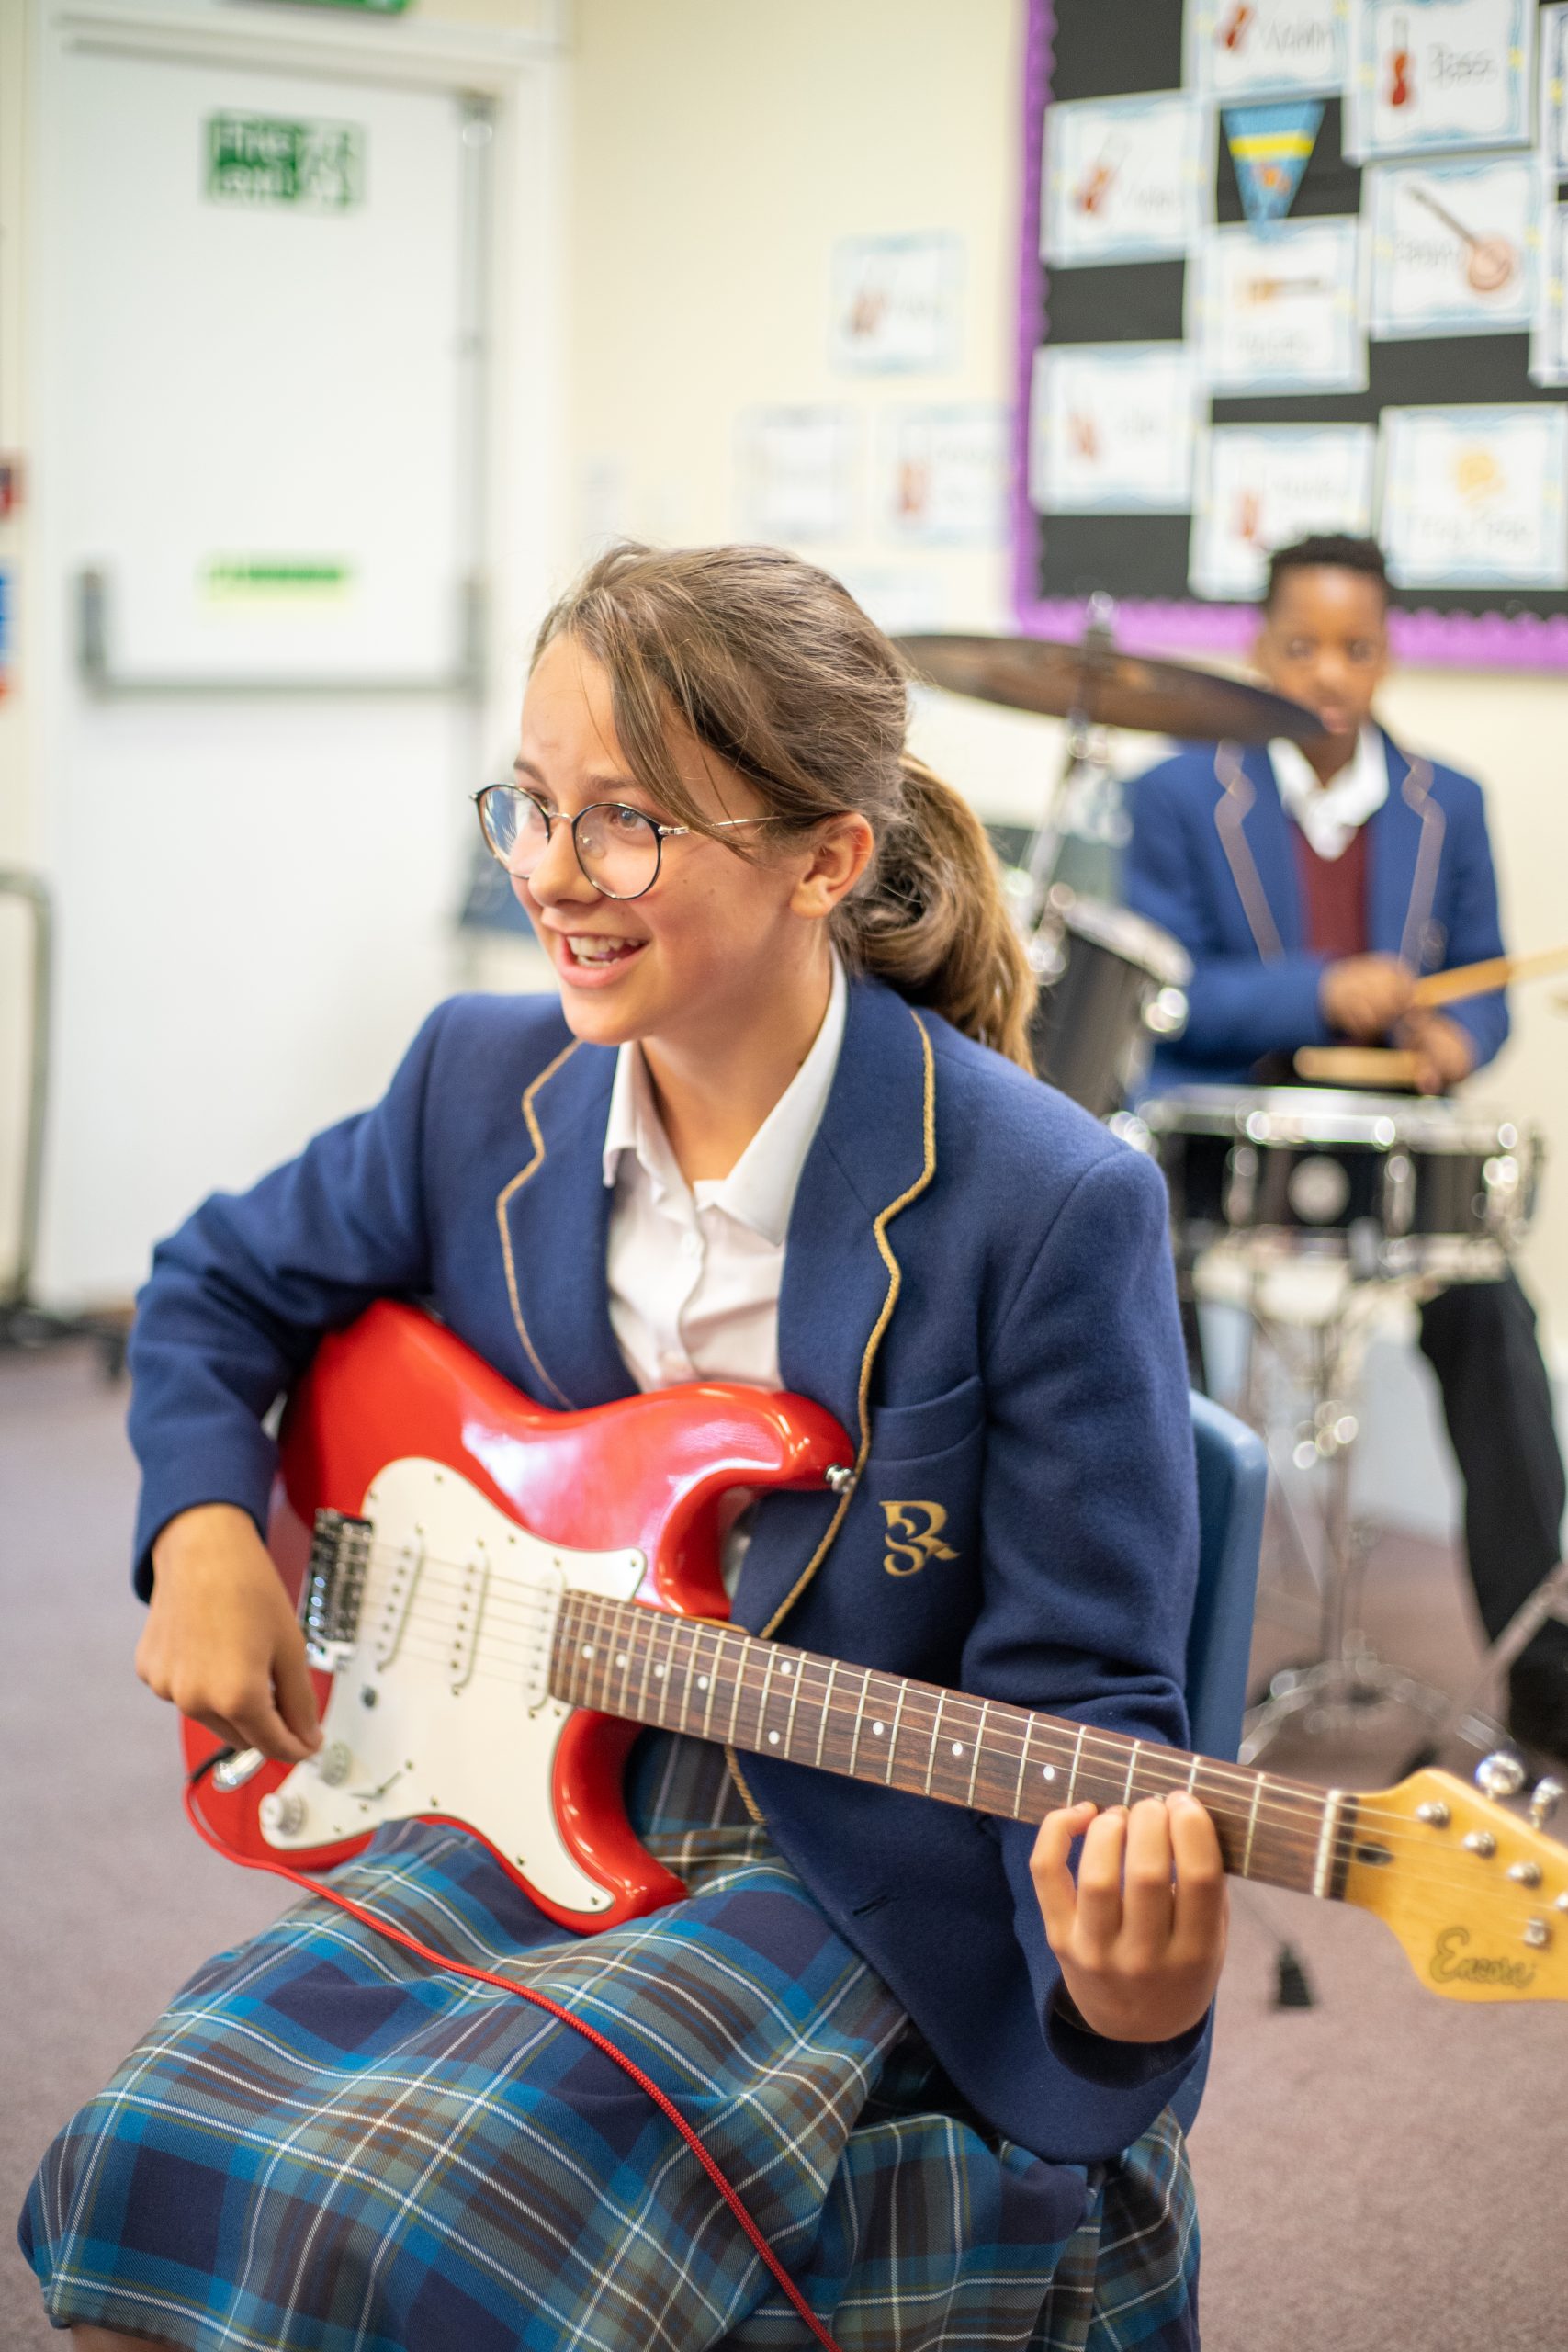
[1343,1761,1568,2003]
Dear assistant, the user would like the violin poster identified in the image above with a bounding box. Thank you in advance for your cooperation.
[1187,216,1366,389]
[1028,343,1199,513]
[1187,0,1348,100]
[1380,402,1568,587]
[881,403,1008,546]
[1368,156,1543,336]
[1040,93,1213,266]
[828,233,962,376]
[1348,0,1536,161]
[1189,424,1377,598]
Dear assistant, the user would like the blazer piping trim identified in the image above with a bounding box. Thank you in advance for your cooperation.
[494,1038,581,1410]
[1213,742,1285,963]
[757,1004,938,1644]
[1394,753,1443,972]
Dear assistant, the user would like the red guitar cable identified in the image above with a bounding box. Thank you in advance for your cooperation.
[183,1776,843,2352]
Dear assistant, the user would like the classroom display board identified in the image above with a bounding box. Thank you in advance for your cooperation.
[1016,0,1568,667]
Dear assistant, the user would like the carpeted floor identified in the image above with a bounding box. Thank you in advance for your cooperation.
[4,1345,1566,2351]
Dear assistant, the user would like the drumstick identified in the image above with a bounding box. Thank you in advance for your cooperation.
[1294,1046,1420,1086]
[1410,942,1568,1009]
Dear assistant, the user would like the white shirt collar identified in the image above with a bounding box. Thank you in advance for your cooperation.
[1269,724,1390,863]
[602,952,847,1247]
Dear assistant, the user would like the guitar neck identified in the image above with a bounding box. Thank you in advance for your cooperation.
[551,1590,1358,1901]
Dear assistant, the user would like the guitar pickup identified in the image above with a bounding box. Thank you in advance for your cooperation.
[299,1510,373,1668]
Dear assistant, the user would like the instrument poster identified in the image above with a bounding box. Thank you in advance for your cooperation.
[828,233,962,376]
[1189,424,1378,599]
[1185,0,1348,100]
[1367,156,1544,338]
[882,403,1008,545]
[1348,0,1537,161]
[1187,217,1365,389]
[1029,344,1199,513]
[1040,93,1213,266]
[1542,5,1568,171]
[1380,402,1568,587]
[735,406,856,544]
[1016,0,1568,662]
[1531,202,1568,387]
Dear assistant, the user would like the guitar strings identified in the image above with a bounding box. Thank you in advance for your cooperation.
[313,1562,1564,1905]
[337,1539,1554,1858]
[289,1614,1562,1928]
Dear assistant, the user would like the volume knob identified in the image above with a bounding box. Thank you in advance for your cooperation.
[259,1791,308,1840]
[315,1741,353,1788]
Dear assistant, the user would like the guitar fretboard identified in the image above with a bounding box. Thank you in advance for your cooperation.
[549,1590,1356,1900]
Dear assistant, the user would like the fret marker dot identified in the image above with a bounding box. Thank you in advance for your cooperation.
[872,1722,886,1736]
[615,1655,627,1668]
[581,1645,594,1659]
[696,1675,709,1690]
[653,1665,666,1678]
[1042,1765,1055,1781]
[779,1663,793,1677]
[768,1730,780,1745]
[952,1742,964,1757]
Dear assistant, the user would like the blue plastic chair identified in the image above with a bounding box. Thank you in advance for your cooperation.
[1168,1389,1268,2133]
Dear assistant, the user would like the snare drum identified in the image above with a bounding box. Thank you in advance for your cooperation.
[1028,893,1191,1120]
[1144,1086,1540,1281]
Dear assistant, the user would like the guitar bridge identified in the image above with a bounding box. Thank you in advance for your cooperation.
[299,1509,373,1668]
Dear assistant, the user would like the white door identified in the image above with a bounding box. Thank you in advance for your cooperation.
[42,41,492,1297]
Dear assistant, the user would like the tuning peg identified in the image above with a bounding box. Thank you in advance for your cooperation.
[1475,1751,1527,1801]
[1529,1777,1564,1830]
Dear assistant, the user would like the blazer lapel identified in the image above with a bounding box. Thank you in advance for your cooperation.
[1368,729,1446,971]
[1212,742,1302,957]
[493,1035,636,1411]
[736,977,937,1638]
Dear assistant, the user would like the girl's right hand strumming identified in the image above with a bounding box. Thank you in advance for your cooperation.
[137,1504,322,1763]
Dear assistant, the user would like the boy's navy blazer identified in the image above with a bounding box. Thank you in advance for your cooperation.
[1123,729,1509,1091]
[128,975,1205,2165]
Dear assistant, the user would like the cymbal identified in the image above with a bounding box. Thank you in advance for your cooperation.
[897,632,1325,745]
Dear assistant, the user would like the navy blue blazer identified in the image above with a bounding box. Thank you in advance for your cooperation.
[1123,729,1509,1091]
[126,975,1204,2164]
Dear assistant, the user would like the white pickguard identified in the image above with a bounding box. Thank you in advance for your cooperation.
[262,1458,646,1916]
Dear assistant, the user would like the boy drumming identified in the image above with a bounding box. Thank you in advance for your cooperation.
[1125,534,1567,1768]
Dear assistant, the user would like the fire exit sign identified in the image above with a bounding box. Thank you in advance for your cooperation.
[207,116,366,210]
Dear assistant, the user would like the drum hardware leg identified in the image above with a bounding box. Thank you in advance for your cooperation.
[1237,1290,1459,1768]
[1395,1557,1568,1778]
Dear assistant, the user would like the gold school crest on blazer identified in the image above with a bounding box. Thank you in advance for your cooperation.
[881,1500,960,1577]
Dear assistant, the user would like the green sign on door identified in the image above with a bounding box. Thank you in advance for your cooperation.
[207,116,366,211]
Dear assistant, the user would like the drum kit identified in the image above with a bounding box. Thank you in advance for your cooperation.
[901,612,1555,1770]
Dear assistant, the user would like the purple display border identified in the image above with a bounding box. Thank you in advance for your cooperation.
[1010,0,1568,673]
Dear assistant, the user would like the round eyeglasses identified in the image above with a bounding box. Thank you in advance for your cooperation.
[473,783,770,902]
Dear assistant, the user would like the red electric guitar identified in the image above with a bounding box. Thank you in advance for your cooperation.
[185,1302,1568,2005]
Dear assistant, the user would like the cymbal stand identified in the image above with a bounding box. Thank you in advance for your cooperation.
[1015,596,1127,928]
[1235,1268,1455,1767]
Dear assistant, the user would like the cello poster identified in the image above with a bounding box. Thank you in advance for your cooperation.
[1348,0,1536,161]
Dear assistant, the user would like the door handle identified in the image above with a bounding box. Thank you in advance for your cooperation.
[76,567,487,700]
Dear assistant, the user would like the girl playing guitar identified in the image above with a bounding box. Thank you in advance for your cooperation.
[22,545,1225,2352]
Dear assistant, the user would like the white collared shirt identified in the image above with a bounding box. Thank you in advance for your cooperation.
[602,953,847,1395]
[1269,724,1390,862]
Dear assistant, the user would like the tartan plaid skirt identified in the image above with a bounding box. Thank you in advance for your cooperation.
[22,1734,1199,2352]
